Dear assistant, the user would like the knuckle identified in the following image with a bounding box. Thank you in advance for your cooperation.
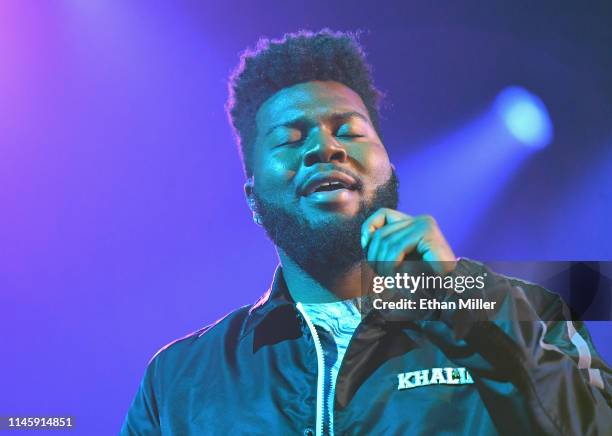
[424,214,436,224]
[421,214,437,229]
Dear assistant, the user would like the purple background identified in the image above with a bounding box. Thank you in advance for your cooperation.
[1,2,611,434]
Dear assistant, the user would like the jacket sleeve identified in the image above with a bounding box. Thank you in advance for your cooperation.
[121,354,163,436]
[422,259,612,436]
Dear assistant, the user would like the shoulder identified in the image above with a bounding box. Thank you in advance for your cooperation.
[147,304,252,374]
[457,258,567,319]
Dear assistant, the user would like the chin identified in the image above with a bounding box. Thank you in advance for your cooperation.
[302,206,362,228]
[300,188,362,215]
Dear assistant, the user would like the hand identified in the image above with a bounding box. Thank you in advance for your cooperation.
[360,208,457,276]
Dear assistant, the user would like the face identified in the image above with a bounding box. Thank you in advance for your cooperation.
[248,81,393,224]
[245,81,398,279]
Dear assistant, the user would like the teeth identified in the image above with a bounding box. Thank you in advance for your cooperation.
[313,181,346,192]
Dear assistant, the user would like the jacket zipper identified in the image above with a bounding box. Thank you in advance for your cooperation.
[296,302,330,436]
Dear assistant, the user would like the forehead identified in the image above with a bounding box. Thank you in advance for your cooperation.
[255,81,371,130]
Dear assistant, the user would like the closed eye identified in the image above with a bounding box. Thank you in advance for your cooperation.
[275,139,303,148]
[335,124,365,139]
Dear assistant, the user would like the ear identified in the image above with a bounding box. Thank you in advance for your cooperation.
[244,176,256,213]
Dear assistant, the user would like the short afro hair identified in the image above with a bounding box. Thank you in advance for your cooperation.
[226,29,384,178]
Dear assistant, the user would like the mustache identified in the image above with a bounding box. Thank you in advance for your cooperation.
[334,167,364,191]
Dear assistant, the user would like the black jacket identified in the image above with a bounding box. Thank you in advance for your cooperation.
[122,259,612,435]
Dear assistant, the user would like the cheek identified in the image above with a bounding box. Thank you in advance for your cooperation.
[353,143,392,185]
[253,151,299,196]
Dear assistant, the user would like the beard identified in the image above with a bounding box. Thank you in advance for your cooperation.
[254,169,399,285]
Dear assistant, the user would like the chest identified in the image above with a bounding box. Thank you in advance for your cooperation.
[160,326,494,435]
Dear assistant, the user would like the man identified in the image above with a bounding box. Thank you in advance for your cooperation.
[122,30,611,435]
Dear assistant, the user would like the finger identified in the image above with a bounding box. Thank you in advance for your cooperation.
[376,216,451,274]
[366,219,413,259]
[382,217,431,258]
[368,222,421,279]
[361,208,411,248]
[366,220,414,276]
[385,218,456,274]
[378,226,422,276]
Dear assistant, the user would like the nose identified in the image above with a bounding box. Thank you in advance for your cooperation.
[303,129,348,167]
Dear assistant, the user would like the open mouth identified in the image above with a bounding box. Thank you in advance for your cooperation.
[301,172,360,197]
[312,181,354,193]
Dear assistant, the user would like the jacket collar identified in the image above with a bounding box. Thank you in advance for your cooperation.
[240,265,296,341]
[239,265,407,342]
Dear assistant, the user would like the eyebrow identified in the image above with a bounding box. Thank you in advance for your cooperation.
[264,111,371,137]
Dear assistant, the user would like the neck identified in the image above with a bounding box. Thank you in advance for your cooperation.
[278,248,365,303]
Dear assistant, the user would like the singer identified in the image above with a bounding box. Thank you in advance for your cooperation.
[122,30,611,435]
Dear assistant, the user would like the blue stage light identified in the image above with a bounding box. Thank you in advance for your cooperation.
[494,86,553,147]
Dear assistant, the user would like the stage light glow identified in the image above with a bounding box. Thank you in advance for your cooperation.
[494,86,553,148]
